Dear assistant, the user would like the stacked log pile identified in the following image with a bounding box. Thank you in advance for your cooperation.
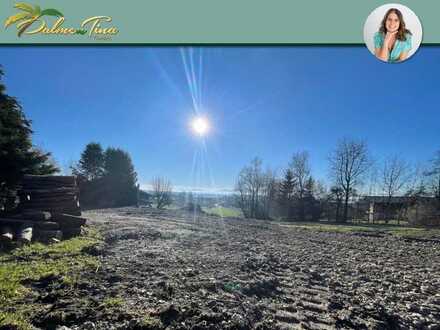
[19,175,81,216]
[0,175,87,246]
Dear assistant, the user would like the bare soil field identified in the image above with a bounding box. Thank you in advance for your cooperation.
[6,207,440,329]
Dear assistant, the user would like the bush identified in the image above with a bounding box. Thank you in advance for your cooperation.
[407,201,440,226]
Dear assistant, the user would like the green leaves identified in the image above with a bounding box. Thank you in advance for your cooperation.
[4,12,31,28]
[40,8,64,17]
[13,2,35,14]
[5,3,63,37]
[0,69,59,203]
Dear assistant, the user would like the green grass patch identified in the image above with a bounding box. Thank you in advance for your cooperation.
[137,315,162,328]
[203,207,242,218]
[0,227,102,329]
[101,296,124,308]
[281,222,440,238]
[388,227,440,238]
[282,222,376,233]
[0,311,32,330]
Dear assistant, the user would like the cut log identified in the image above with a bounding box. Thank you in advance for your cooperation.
[34,222,60,230]
[22,185,76,190]
[62,227,82,239]
[35,230,63,242]
[19,187,79,195]
[0,226,14,241]
[22,179,74,183]
[0,218,59,230]
[20,195,77,203]
[20,200,79,209]
[20,210,51,221]
[21,183,71,187]
[18,226,32,244]
[23,175,76,184]
[20,207,81,217]
[51,213,86,228]
[20,204,80,212]
[21,197,79,204]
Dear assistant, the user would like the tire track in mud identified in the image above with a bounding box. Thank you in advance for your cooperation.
[269,267,334,329]
[240,233,338,330]
[250,232,331,329]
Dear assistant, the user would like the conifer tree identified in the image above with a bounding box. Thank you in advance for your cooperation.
[74,142,105,181]
[278,169,296,218]
[0,67,58,209]
[103,147,138,206]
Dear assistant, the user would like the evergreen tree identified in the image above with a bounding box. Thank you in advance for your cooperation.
[103,147,138,206]
[278,169,296,219]
[303,176,321,221]
[74,142,105,181]
[0,67,58,210]
[304,177,315,198]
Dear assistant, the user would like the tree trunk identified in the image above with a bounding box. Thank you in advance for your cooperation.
[343,194,349,223]
[35,230,63,242]
[20,210,51,221]
[335,202,340,222]
[51,213,86,228]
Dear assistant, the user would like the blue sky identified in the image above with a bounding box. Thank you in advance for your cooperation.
[1,46,439,192]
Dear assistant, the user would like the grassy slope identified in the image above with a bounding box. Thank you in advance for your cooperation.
[203,206,242,218]
[280,222,440,238]
[0,228,102,329]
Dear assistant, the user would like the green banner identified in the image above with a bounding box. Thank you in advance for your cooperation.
[0,0,438,44]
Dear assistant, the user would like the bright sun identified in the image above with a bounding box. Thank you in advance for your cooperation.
[191,117,210,136]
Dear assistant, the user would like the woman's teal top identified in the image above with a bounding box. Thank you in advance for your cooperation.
[374,32,412,63]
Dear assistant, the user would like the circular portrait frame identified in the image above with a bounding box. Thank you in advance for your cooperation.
[364,4,423,63]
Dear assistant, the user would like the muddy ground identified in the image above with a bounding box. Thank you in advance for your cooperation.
[17,208,440,329]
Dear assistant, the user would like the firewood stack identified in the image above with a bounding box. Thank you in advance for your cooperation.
[19,175,81,216]
[0,175,87,246]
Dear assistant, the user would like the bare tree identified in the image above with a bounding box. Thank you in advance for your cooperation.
[406,164,427,197]
[289,151,311,199]
[381,156,410,222]
[260,168,277,219]
[289,151,312,220]
[425,150,440,208]
[235,158,276,219]
[366,164,380,196]
[329,138,371,222]
[329,186,344,221]
[152,177,173,209]
[236,158,261,219]
[404,163,438,225]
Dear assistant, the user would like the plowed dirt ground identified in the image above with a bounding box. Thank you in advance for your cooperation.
[16,207,440,329]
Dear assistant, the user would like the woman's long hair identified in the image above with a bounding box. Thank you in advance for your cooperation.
[379,8,412,41]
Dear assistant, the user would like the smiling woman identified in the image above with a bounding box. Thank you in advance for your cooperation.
[374,8,412,63]
[363,4,422,64]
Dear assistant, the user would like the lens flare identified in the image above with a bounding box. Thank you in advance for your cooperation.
[191,117,210,136]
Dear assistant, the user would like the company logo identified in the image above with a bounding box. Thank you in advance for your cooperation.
[4,3,118,40]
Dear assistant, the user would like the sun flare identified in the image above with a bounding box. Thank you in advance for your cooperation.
[191,117,210,136]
